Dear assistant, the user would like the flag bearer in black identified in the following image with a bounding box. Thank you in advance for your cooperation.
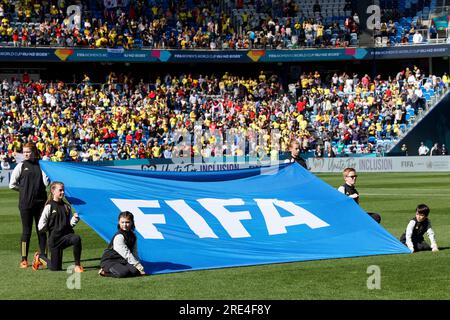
[400,204,439,253]
[32,181,84,272]
[9,142,49,269]
[98,211,145,278]
[337,167,382,223]
[285,140,308,169]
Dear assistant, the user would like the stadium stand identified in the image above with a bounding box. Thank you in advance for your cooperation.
[1,65,448,162]
[0,1,449,163]
[0,0,447,49]
[376,0,450,46]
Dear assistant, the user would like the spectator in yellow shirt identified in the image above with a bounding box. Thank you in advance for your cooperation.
[151,141,162,158]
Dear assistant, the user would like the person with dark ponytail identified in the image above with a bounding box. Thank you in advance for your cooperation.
[9,142,49,269]
[98,211,145,277]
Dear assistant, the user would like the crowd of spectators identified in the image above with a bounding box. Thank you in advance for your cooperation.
[373,16,445,47]
[1,67,448,163]
[0,0,439,50]
[0,0,357,49]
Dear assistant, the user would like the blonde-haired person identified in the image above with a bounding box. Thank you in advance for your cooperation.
[285,140,308,169]
[337,167,381,223]
[32,181,84,273]
[9,142,49,269]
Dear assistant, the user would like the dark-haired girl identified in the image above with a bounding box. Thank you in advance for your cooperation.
[99,211,145,277]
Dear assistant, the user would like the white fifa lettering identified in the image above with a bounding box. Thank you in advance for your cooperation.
[197,198,252,238]
[255,199,330,235]
[111,199,165,239]
[110,198,330,239]
[165,200,218,238]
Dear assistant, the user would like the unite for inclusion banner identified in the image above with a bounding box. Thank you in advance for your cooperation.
[39,161,410,274]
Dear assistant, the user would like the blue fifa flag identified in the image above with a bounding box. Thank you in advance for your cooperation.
[40,161,410,274]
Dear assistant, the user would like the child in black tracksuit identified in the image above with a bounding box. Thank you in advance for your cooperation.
[32,181,84,272]
[99,211,145,278]
[400,204,439,253]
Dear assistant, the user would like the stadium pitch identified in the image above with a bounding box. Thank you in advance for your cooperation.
[0,172,449,300]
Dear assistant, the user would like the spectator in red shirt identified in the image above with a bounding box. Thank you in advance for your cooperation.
[125,131,133,145]
[135,128,143,143]
[296,97,307,113]
[22,72,30,84]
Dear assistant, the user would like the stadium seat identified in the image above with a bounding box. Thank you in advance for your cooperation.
[368,136,377,144]
[399,124,406,132]
[405,113,411,121]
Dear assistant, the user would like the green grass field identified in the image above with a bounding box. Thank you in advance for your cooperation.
[1,172,449,300]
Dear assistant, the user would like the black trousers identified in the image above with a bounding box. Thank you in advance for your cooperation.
[20,203,47,259]
[40,234,82,271]
[400,234,431,252]
[367,212,381,224]
[104,263,141,278]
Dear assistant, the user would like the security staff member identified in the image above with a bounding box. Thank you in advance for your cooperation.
[9,143,49,268]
